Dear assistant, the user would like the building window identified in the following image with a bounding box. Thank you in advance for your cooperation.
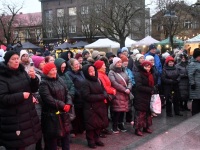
[26,30,30,39]
[14,30,18,38]
[46,28,53,38]
[69,25,76,33]
[69,7,77,16]
[57,8,64,18]
[95,4,102,13]
[193,21,199,29]
[82,24,90,32]
[45,10,53,25]
[81,6,89,14]
[184,20,192,29]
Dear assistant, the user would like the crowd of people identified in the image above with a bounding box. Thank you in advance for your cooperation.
[0,44,200,150]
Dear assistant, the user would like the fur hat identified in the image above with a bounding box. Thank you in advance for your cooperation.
[120,54,128,63]
[121,47,128,52]
[162,52,170,59]
[193,48,200,59]
[165,56,174,64]
[135,54,144,61]
[94,60,104,70]
[42,63,56,75]
[132,49,139,56]
[92,50,100,60]
[20,50,28,60]
[113,57,121,66]
[141,60,152,67]
[32,55,45,68]
[145,55,154,61]
[4,51,19,64]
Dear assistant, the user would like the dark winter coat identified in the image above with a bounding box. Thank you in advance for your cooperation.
[81,65,109,130]
[67,69,85,108]
[188,58,200,99]
[134,66,154,112]
[162,64,180,99]
[175,61,189,100]
[108,64,132,112]
[0,63,41,148]
[54,58,75,98]
[39,75,73,135]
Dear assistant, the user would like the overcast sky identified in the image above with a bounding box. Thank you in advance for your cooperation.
[4,0,198,14]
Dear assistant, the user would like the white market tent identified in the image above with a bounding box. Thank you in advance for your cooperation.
[185,34,200,43]
[125,37,137,48]
[85,38,120,49]
[133,36,160,46]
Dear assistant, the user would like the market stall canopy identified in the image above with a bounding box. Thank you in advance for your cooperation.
[71,41,89,48]
[185,34,200,43]
[133,36,160,46]
[157,37,184,45]
[12,41,40,49]
[85,38,120,49]
[125,37,136,48]
[22,41,40,49]
[55,42,72,49]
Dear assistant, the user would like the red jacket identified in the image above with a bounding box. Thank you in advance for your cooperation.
[98,70,116,95]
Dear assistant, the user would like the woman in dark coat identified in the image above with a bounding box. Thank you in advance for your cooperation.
[162,56,183,117]
[81,64,108,148]
[67,58,85,135]
[134,60,155,136]
[0,51,41,149]
[108,57,132,133]
[39,63,73,150]
[175,53,189,111]
[54,58,75,98]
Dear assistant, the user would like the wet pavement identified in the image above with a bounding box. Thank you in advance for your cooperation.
[1,109,196,150]
[70,109,193,150]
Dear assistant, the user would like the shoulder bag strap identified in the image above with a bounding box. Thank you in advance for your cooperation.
[116,73,127,87]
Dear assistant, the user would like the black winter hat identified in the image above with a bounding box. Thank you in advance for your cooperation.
[193,48,200,59]
[4,51,19,64]
[82,50,89,57]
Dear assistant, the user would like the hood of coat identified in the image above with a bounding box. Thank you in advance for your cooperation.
[54,58,66,75]
[59,51,74,62]
[0,62,25,77]
[82,64,98,82]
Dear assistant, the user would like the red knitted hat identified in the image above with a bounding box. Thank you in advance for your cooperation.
[94,60,104,70]
[120,54,128,63]
[141,60,152,67]
[165,56,174,64]
[75,53,82,60]
[42,63,56,75]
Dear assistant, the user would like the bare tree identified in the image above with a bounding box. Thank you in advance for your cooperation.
[154,0,192,48]
[77,3,101,43]
[0,0,23,45]
[92,0,144,48]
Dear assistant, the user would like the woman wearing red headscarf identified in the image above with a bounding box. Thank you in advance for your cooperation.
[134,60,155,136]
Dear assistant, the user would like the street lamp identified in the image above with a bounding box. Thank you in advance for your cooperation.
[163,6,178,50]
